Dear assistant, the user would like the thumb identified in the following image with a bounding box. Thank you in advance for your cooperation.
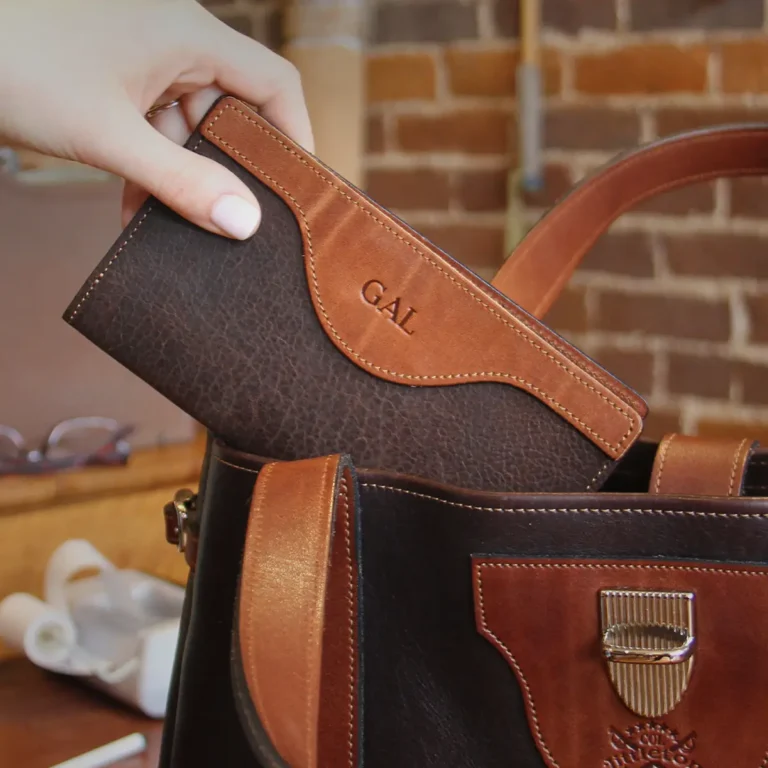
[88,108,262,240]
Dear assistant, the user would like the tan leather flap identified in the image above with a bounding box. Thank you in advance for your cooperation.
[650,433,757,496]
[473,557,768,768]
[238,455,359,768]
[200,97,646,461]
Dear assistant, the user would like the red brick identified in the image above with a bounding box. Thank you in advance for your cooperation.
[580,232,654,277]
[521,164,572,208]
[697,418,768,442]
[366,169,451,211]
[367,115,385,153]
[574,45,710,95]
[495,0,617,36]
[593,348,654,396]
[746,296,768,343]
[731,177,768,218]
[630,0,763,31]
[419,225,504,271]
[596,291,730,341]
[668,353,731,399]
[543,0,617,32]
[374,1,478,44]
[722,40,768,93]
[656,107,768,137]
[396,110,513,154]
[445,47,561,97]
[456,169,508,212]
[546,286,589,334]
[643,409,683,440]
[666,233,768,279]
[367,54,437,102]
[545,107,640,151]
[739,363,768,405]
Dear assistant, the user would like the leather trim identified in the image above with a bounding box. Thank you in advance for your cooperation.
[650,433,758,496]
[238,455,351,768]
[492,124,768,318]
[200,97,646,460]
[473,557,768,768]
[317,465,360,768]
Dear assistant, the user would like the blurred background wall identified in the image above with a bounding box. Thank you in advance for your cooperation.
[202,0,768,441]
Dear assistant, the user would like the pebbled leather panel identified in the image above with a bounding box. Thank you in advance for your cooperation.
[64,128,614,493]
[474,557,768,768]
[199,99,645,459]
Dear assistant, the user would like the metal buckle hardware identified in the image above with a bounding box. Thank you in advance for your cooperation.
[600,589,696,718]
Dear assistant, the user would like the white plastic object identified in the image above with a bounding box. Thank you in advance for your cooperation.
[0,540,184,718]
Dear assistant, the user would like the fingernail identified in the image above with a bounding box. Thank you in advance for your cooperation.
[211,195,261,239]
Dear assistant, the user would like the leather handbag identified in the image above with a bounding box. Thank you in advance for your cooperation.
[64,95,648,494]
[158,433,768,768]
[67,108,768,766]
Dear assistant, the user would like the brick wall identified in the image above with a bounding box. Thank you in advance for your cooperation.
[365,0,768,440]
[201,0,281,48]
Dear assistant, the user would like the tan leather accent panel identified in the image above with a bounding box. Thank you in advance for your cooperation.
[201,97,646,460]
[650,433,757,497]
[318,465,359,768]
[473,557,768,768]
[239,455,343,768]
[493,126,768,318]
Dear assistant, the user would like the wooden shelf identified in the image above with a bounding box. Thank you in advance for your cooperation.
[0,435,207,660]
[0,434,206,517]
[0,659,162,768]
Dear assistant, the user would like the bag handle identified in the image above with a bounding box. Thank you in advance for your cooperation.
[491,124,768,318]
[649,434,757,496]
[237,454,358,768]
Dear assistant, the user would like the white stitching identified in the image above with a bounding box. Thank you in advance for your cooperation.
[479,561,768,577]
[243,462,274,741]
[729,438,750,496]
[338,476,357,768]
[202,104,638,455]
[653,434,675,493]
[476,567,560,768]
[476,559,768,768]
[67,138,202,320]
[360,482,768,519]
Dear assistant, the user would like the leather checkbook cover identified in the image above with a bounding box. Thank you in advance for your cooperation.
[65,96,647,492]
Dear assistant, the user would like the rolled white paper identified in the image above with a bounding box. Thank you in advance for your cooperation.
[0,592,84,673]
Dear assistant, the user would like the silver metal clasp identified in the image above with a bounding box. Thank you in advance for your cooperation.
[600,589,696,717]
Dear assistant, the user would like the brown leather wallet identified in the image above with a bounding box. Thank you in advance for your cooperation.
[64,96,646,492]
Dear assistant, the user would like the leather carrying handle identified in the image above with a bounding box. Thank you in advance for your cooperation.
[237,454,355,768]
[491,124,768,318]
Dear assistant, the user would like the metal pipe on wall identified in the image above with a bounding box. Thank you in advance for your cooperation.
[282,0,366,186]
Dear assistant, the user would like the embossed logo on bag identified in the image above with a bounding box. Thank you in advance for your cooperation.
[361,279,417,335]
[604,723,701,768]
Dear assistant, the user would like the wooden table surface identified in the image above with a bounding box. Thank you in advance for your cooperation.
[0,659,163,767]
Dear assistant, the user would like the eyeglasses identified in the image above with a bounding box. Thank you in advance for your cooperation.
[0,417,134,476]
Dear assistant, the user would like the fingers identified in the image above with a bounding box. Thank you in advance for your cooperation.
[205,24,314,153]
[121,87,227,228]
[94,106,261,239]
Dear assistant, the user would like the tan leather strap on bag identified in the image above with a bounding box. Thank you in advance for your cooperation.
[492,125,768,318]
[649,433,757,496]
[237,454,358,768]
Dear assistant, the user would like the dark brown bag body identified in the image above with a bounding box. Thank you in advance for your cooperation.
[159,435,768,768]
[64,96,645,494]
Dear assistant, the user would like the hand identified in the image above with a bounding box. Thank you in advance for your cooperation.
[0,0,314,239]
